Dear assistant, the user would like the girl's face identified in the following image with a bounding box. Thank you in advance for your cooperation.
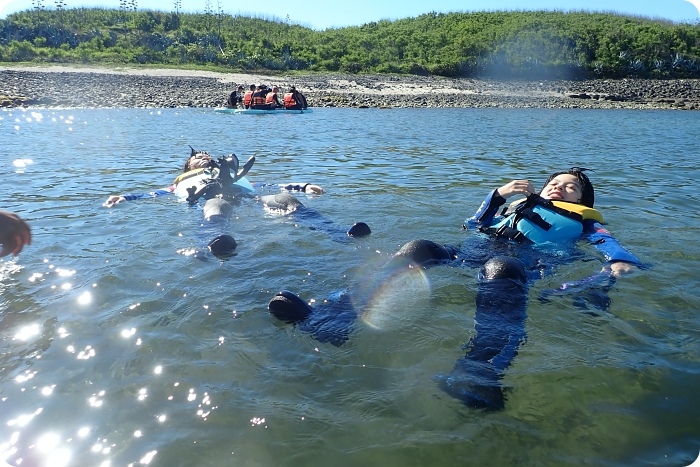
[187,152,212,170]
[540,174,582,204]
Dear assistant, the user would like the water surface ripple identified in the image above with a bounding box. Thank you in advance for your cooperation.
[1,107,698,466]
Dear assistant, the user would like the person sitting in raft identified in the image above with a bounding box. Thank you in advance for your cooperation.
[250,85,273,110]
[104,148,324,207]
[242,84,256,109]
[265,85,283,109]
[268,167,642,410]
[227,85,245,108]
[283,86,308,110]
[0,210,31,257]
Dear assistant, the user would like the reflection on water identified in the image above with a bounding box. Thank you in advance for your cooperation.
[1,107,699,466]
[355,261,431,331]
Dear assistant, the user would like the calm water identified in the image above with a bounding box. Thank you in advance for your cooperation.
[1,106,699,467]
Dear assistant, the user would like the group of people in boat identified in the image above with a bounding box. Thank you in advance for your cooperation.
[227,84,308,111]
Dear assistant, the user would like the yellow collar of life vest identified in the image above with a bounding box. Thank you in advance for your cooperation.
[509,198,603,223]
[173,168,218,185]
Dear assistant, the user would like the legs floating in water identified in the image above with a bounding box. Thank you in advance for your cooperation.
[391,239,458,266]
[268,240,529,411]
[260,193,371,241]
[438,256,528,411]
[268,289,356,347]
[268,239,457,346]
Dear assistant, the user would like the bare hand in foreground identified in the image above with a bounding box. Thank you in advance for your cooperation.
[103,195,126,207]
[0,211,32,257]
[496,180,536,199]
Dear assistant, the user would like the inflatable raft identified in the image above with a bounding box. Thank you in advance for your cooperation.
[215,108,313,115]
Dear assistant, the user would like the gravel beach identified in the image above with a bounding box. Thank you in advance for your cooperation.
[1,64,699,110]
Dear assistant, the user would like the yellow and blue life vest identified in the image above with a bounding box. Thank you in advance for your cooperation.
[488,197,603,244]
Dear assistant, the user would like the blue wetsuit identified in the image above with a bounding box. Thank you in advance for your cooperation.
[270,189,641,410]
[433,190,641,409]
[466,189,640,265]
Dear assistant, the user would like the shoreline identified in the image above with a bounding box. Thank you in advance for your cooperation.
[1,64,699,110]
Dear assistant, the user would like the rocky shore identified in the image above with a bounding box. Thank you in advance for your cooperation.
[1,65,699,110]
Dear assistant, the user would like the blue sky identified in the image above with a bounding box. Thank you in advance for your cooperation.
[1,0,699,28]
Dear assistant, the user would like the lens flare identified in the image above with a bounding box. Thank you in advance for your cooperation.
[353,257,431,331]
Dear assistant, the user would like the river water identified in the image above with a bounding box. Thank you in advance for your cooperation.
[1,106,699,466]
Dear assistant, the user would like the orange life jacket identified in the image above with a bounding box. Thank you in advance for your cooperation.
[243,91,253,107]
[283,92,297,108]
[251,90,267,107]
[265,92,278,105]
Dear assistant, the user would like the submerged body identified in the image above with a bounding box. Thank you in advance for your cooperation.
[104,151,369,256]
[269,169,642,410]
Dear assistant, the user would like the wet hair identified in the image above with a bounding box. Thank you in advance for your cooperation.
[183,146,210,172]
[541,167,595,207]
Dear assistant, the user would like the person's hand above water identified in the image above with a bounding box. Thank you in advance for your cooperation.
[103,195,126,207]
[0,210,32,257]
[496,180,536,199]
[304,184,325,195]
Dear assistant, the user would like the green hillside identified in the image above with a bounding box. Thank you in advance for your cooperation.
[1,7,699,79]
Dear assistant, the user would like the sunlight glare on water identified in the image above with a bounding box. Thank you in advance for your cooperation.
[1,106,699,467]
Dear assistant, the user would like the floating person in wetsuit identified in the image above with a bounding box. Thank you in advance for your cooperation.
[103,147,370,257]
[268,167,642,410]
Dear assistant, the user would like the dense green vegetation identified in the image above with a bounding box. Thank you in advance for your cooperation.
[1,7,699,79]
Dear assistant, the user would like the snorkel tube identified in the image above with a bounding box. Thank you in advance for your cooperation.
[185,153,256,205]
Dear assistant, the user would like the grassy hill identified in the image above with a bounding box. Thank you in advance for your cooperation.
[1,7,699,79]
